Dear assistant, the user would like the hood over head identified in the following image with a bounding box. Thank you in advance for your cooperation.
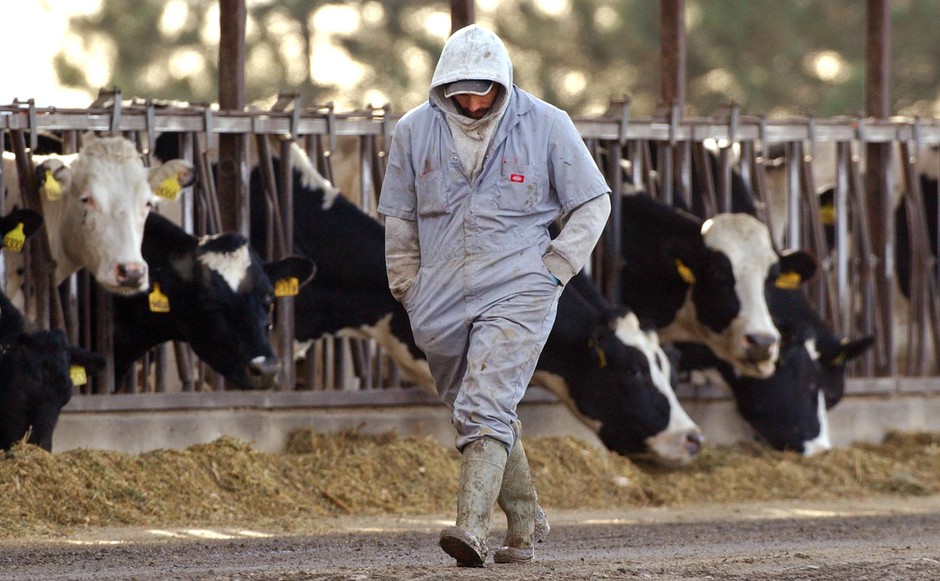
[430,25,513,111]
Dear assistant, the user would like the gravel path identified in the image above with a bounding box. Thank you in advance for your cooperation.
[1,495,939,580]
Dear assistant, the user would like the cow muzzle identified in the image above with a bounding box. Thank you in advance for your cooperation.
[647,427,705,467]
[743,332,779,364]
[247,356,281,389]
[114,262,149,292]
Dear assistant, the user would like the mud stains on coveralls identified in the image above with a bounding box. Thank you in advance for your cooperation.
[379,49,609,454]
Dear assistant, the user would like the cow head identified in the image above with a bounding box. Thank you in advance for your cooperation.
[665,212,818,378]
[607,313,704,466]
[0,328,106,452]
[37,134,195,293]
[678,286,874,456]
[727,327,874,456]
[538,274,702,467]
[142,215,316,389]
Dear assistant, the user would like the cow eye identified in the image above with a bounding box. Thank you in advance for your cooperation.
[80,194,97,210]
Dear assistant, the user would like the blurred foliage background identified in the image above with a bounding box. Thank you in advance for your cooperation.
[54,0,940,118]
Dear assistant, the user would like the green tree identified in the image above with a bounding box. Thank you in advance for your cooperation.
[54,0,939,118]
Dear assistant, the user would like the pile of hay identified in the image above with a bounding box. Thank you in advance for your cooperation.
[0,430,937,539]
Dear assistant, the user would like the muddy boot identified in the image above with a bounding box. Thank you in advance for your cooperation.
[439,437,508,567]
[493,439,550,564]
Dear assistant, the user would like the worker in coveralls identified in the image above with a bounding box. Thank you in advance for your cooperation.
[378,24,611,567]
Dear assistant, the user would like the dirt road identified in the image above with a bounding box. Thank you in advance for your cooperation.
[1,495,938,580]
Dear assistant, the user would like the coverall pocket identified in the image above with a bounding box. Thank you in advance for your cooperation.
[415,168,449,217]
[497,163,542,212]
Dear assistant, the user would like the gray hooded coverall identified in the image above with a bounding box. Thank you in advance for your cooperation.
[378,25,611,452]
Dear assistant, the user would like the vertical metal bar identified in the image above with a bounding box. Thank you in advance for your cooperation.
[277,137,297,391]
[785,142,801,250]
[834,142,852,335]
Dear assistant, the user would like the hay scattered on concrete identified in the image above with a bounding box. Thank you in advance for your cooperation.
[0,430,937,539]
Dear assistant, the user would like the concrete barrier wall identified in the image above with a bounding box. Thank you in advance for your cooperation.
[52,385,940,455]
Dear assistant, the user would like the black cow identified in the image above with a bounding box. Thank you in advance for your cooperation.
[245,147,702,465]
[0,320,107,451]
[619,191,817,378]
[0,209,107,452]
[675,285,874,455]
[111,212,316,389]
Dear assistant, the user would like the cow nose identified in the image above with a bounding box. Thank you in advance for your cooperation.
[116,263,148,288]
[248,356,281,388]
[744,332,777,362]
[684,431,704,456]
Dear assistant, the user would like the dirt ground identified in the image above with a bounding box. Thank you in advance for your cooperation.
[1,494,938,580]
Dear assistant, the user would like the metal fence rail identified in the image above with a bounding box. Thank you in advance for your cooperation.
[2,99,939,401]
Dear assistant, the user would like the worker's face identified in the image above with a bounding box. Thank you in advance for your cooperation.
[453,87,498,119]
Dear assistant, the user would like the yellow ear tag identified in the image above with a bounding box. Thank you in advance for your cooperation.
[155,175,182,200]
[148,283,171,312]
[596,346,608,368]
[819,204,836,226]
[775,271,802,289]
[70,365,88,386]
[275,277,299,297]
[675,259,696,284]
[43,169,63,201]
[2,222,26,252]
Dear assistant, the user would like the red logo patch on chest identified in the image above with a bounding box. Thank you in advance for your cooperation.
[510,173,525,183]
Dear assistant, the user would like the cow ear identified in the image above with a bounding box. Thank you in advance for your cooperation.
[148,159,197,202]
[35,158,72,202]
[776,249,817,287]
[674,259,696,284]
[820,335,875,368]
[0,208,43,239]
[67,347,108,376]
[818,188,836,226]
[265,255,316,290]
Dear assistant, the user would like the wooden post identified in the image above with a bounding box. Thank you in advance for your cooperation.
[217,0,248,236]
[660,0,686,115]
[864,0,893,375]
[450,0,474,34]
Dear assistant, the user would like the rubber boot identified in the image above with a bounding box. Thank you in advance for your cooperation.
[439,437,508,567]
[493,439,550,564]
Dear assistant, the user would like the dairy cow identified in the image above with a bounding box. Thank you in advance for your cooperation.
[0,209,107,452]
[240,146,702,464]
[676,285,874,455]
[537,271,703,465]
[110,212,316,389]
[619,191,817,378]
[0,307,107,451]
[1,134,196,304]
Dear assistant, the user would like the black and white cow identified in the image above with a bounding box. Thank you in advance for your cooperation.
[537,271,703,465]
[0,209,107,452]
[619,191,818,379]
[675,285,874,455]
[110,212,316,389]
[242,147,702,465]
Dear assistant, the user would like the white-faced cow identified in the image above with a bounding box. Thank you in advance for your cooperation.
[110,212,316,389]
[1,134,195,304]
[0,209,107,452]
[240,147,703,465]
[619,191,817,379]
[675,284,874,455]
